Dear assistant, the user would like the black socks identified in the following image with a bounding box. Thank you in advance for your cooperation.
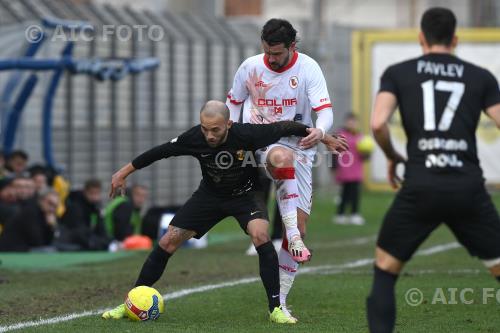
[256,241,280,312]
[134,242,281,313]
[366,265,399,333]
[135,245,172,287]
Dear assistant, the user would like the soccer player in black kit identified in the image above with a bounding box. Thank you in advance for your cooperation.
[102,100,347,323]
[366,8,500,333]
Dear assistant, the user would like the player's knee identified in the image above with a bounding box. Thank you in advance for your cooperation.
[375,247,403,274]
[158,234,183,254]
[158,238,178,254]
[250,229,270,247]
[267,148,294,168]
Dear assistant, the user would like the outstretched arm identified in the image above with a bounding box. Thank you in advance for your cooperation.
[109,163,135,198]
[486,103,500,129]
[483,70,500,129]
[110,143,171,198]
[371,92,405,189]
[110,130,193,198]
[244,121,310,150]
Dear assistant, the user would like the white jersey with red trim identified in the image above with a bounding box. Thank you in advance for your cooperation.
[227,51,332,150]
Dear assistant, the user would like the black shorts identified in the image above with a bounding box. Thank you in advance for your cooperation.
[169,188,269,239]
[377,184,500,262]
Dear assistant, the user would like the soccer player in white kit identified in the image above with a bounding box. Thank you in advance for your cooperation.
[226,18,334,323]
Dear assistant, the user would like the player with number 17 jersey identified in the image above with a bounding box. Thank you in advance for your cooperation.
[379,53,500,188]
[227,51,332,153]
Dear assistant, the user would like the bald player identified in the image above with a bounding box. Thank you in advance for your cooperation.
[102,100,326,323]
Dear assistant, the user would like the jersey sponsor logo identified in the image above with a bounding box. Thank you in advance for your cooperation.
[289,75,299,89]
[255,80,271,88]
[425,153,463,168]
[257,98,297,107]
[319,97,329,103]
[417,60,464,78]
[280,193,299,201]
[250,211,261,216]
[418,137,468,152]
[170,137,178,143]
[257,98,297,115]
[293,114,303,121]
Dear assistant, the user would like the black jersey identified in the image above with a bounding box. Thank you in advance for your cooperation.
[132,121,309,197]
[380,53,500,188]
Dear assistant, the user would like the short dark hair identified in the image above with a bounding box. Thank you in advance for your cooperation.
[84,178,101,191]
[261,18,297,48]
[28,164,47,177]
[420,7,456,47]
[7,150,28,161]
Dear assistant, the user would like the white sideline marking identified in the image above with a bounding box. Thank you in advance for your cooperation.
[311,235,377,249]
[0,241,460,332]
[416,242,460,255]
[316,268,482,276]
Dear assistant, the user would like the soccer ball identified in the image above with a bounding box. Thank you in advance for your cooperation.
[356,135,375,155]
[125,286,164,321]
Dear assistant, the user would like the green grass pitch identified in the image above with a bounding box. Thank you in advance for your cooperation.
[1,190,499,332]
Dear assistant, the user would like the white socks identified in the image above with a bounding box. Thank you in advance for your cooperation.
[273,167,300,242]
[272,167,301,307]
[278,245,299,306]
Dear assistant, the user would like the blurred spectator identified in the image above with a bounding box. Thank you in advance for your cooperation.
[28,165,49,193]
[0,151,7,178]
[5,150,28,177]
[12,176,36,203]
[64,178,104,232]
[52,172,70,218]
[0,188,59,252]
[60,179,109,250]
[0,177,18,235]
[41,166,71,218]
[0,177,16,204]
[103,184,149,241]
[332,113,367,226]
